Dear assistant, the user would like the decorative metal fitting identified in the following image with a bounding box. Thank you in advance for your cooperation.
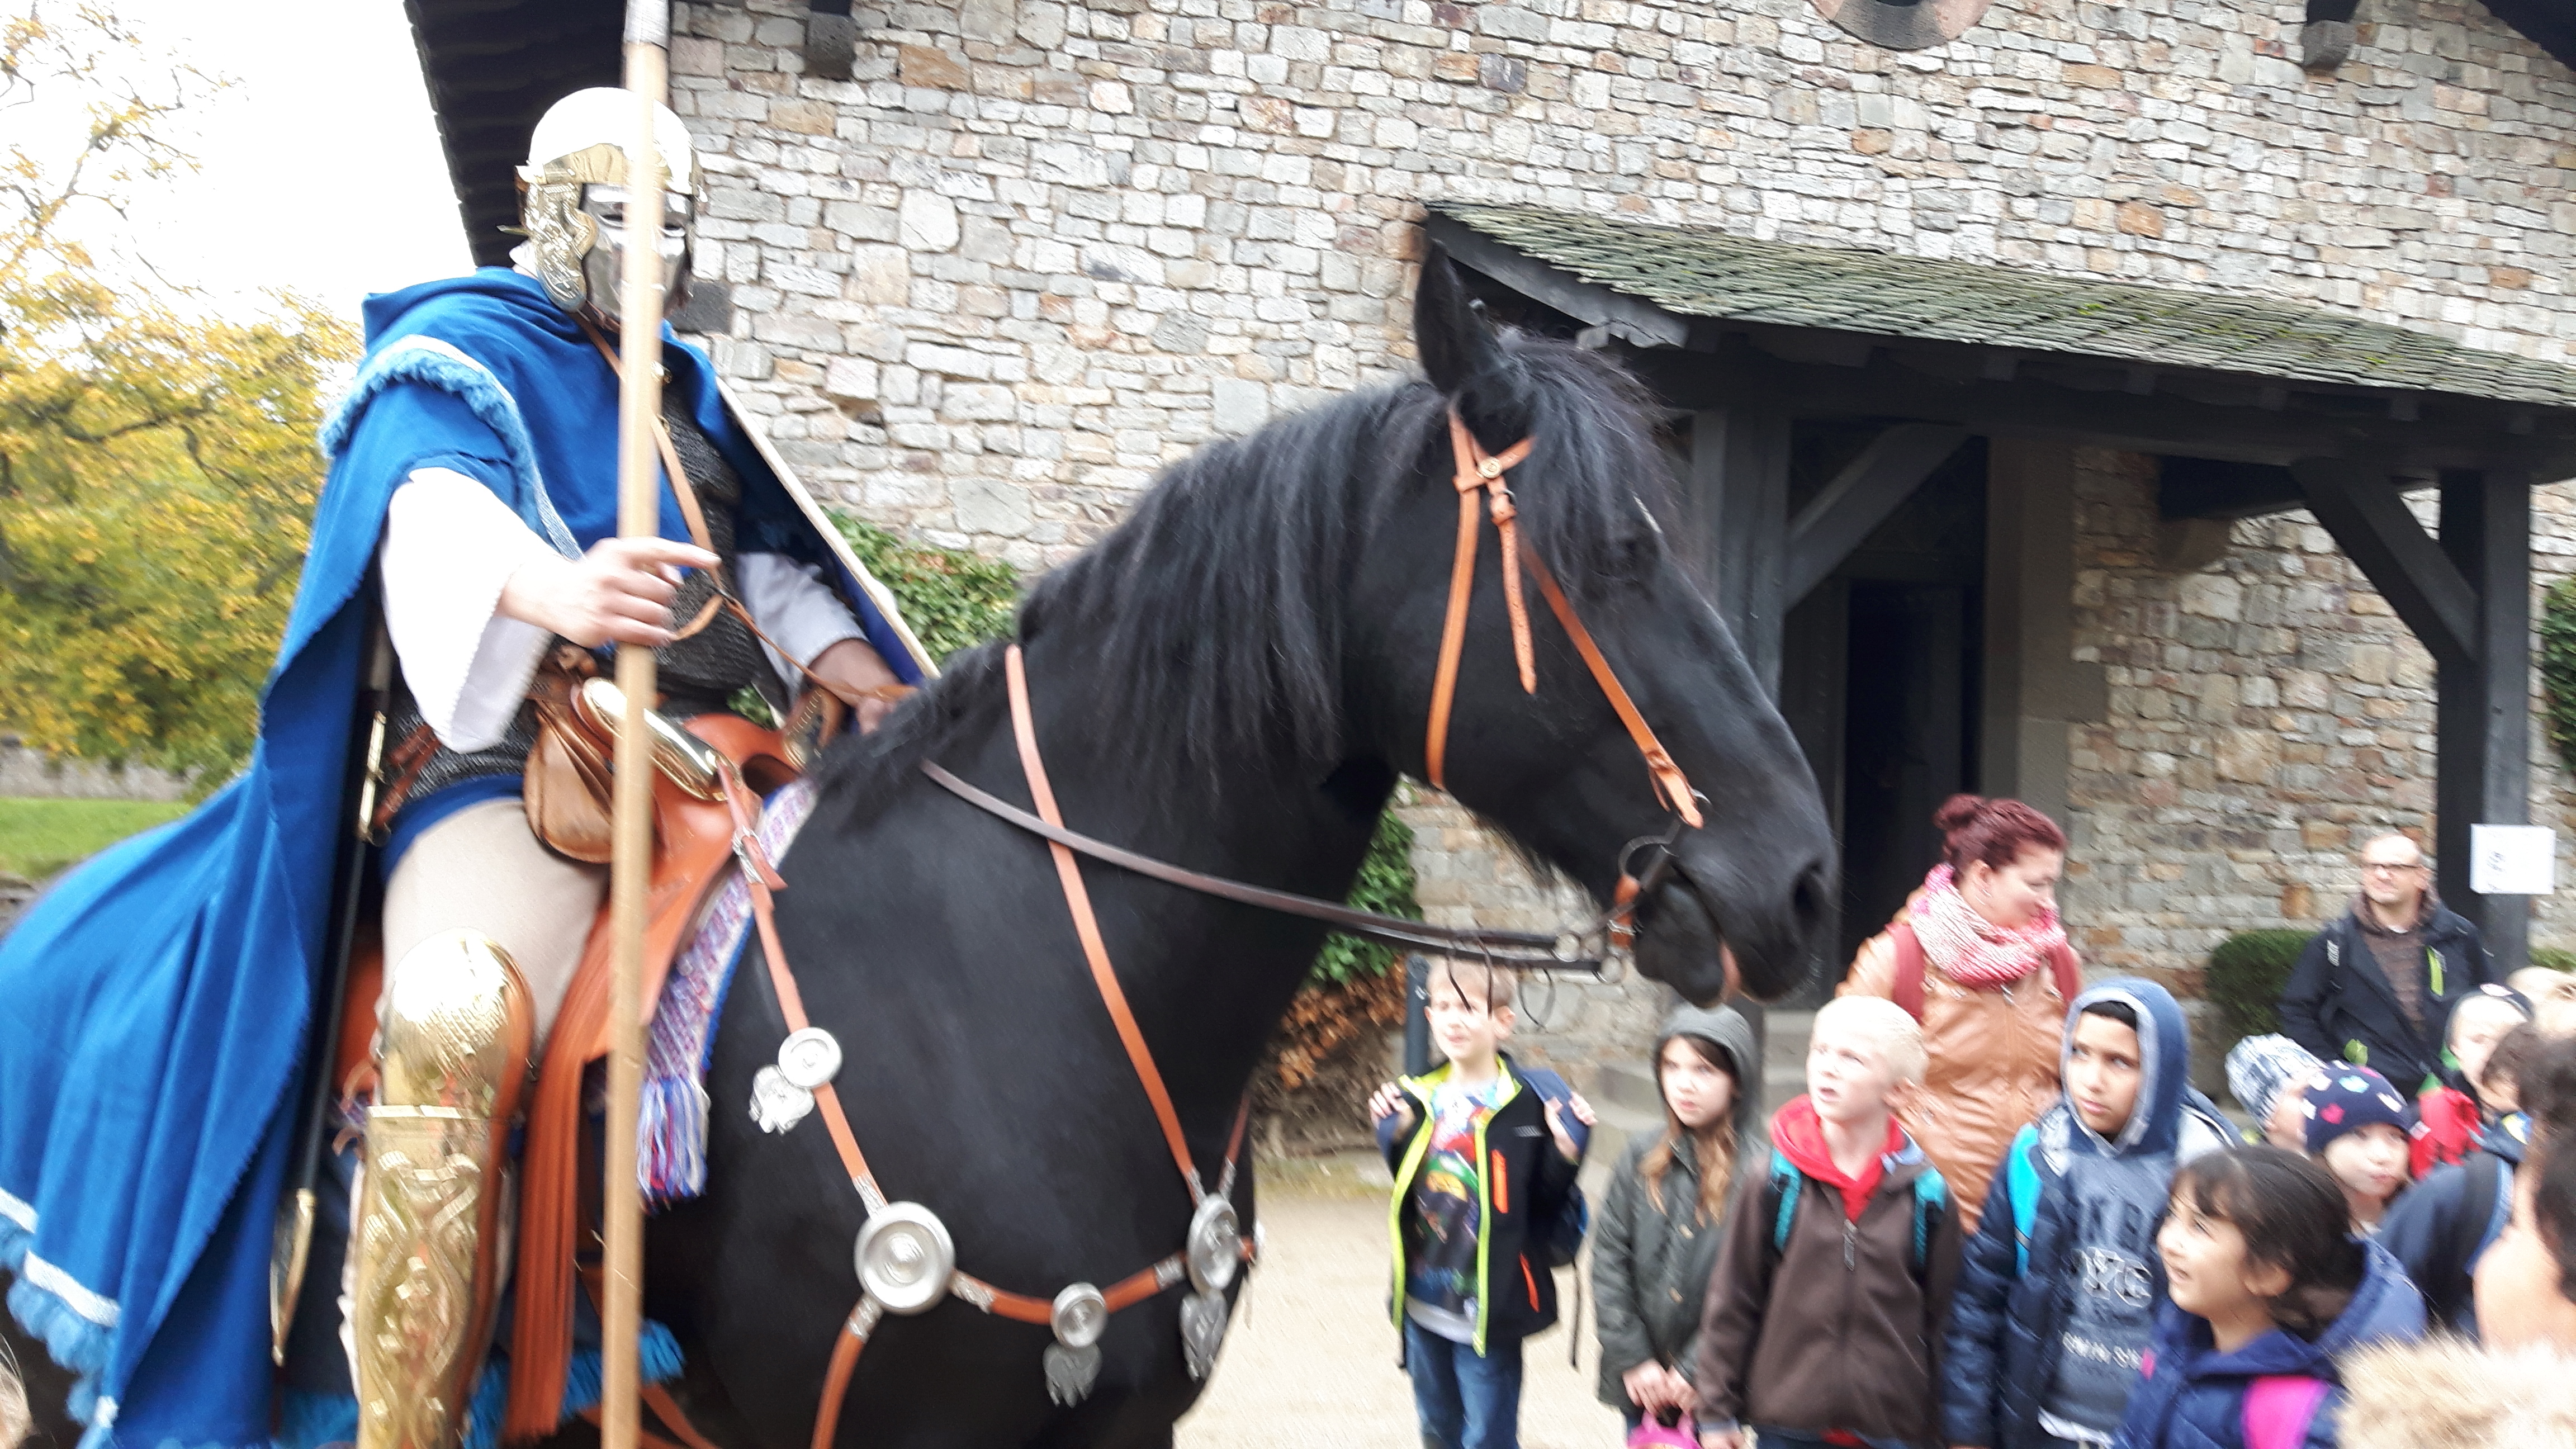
[749,1065,813,1134]
[1187,1195,1242,1295]
[1050,1282,1107,1349]
[855,1201,955,1314]
[776,1027,843,1091]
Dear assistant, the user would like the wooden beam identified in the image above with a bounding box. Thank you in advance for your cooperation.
[2289,457,2477,666]
[2433,469,2535,972]
[1688,405,1792,695]
[1784,424,1969,602]
[2157,457,2305,522]
[1426,213,1690,349]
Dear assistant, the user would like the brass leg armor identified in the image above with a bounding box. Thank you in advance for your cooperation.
[349,930,534,1449]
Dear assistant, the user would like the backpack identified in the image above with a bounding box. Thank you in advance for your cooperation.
[2422,1150,2506,1327]
[1889,920,2081,1021]
[1760,1147,1947,1276]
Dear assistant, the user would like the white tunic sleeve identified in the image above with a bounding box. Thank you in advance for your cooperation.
[380,468,562,751]
[737,552,867,684]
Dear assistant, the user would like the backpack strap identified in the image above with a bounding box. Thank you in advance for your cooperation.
[2425,1153,2504,1326]
[1767,1149,1801,1257]
[1911,1169,1948,1277]
[1891,921,1927,1022]
[2241,1375,2332,1449]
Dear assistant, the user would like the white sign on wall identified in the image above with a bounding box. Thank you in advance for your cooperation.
[2471,824,2557,896]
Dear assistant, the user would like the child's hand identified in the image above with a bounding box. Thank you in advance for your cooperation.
[1698,1429,1744,1449]
[1544,1097,1582,1162]
[1620,1361,1673,1413]
[1366,1081,1413,1132]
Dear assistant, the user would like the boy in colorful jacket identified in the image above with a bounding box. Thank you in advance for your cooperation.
[1370,964,1588,1449]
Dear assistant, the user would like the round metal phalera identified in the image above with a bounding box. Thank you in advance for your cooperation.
[854,1202,955,1314]
[1050,1282,1108,1349]
[775,1026,843,1091]
[1186,1194,1241,1294]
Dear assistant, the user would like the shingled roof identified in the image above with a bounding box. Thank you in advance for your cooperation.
[1432,202,2576,410]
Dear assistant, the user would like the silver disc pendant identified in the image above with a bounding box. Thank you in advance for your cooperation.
[854,1201,956,1314]
[776,1026,843,1090]
[1186,1195,1241,1294]
[749,1065,813,1134]
[1179,1287,1228,1380]
[1042,1343,1101,1405]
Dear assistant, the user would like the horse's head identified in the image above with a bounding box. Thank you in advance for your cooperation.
[1343,254,1835,1003]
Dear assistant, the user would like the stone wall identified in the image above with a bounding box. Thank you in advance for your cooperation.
[659,0,2576,1069]
[2066,455,2576,996]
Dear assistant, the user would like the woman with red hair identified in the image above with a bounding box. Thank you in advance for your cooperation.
[1838,794,2076,1228]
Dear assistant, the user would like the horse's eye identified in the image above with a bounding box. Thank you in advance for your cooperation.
[1605,531,1658,583]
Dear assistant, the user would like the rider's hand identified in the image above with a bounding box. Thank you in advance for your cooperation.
[499,537,718,648]
[807,637,906,734]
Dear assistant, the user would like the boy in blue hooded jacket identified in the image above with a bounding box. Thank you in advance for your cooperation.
[1943,978,2236,1449]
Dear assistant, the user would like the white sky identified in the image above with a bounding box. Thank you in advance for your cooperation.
[60,0,468,318]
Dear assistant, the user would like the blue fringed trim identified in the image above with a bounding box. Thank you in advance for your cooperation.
[638,1077,709,1208]
[273,1321,685,1449]
[2,1214,113,1431]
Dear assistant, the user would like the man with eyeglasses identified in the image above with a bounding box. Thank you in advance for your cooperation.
[2280,833,2496,1096]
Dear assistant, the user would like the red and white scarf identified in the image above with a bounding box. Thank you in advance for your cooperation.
[1907,863,2070,991]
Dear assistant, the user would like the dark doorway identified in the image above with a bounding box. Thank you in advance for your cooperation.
[1775,431,1987,1002]
[1838,583,1974,967]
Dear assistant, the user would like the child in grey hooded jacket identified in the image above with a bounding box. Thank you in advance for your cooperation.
[1588,1004,1767,1436]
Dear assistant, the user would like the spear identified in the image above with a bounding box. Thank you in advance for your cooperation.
[604,4,673,1448]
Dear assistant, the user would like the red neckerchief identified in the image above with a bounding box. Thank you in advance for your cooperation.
[1770,1095,1906,1221]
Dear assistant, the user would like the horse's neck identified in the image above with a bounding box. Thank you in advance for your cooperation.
[984,654,1388,1106]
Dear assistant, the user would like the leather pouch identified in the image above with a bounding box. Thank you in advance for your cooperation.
[524,645,618,863]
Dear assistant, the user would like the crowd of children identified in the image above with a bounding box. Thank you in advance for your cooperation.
[1374,956,2576,1449]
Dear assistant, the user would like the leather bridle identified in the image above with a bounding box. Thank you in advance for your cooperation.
[928,405,1707,967]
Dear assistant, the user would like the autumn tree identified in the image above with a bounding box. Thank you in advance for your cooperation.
[0,4,356,782]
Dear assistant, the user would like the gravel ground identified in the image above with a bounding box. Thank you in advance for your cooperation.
[1177,1163,1624,1449]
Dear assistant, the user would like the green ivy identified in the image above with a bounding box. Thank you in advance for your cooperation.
[1309,812,1423,984]
[2542,579,2576,778]
[2531,945,2576,974]
[2205,929,2316,1039]
[819,509,1418,984]
[829,512,1023,664]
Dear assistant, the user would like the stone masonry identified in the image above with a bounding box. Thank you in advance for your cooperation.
[655,0,2576,1073]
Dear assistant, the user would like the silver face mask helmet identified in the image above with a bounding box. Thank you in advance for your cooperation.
[517,87,700,325]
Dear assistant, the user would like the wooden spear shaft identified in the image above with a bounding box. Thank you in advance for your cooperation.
[605,6,671,1449]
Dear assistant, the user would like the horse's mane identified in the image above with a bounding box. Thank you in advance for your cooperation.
[815,326,1670,816]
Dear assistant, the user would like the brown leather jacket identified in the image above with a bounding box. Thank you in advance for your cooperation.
[1836,921,2070,1230]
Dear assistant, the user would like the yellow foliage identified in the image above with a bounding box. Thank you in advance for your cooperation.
[0,4,359,779]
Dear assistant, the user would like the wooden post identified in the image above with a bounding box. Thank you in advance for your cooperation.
[2436,469,2534,973]
[1689,404,1792,696]
[604,7,671,1449]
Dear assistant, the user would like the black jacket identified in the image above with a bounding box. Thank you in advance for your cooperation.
[2277,901,2492,1096]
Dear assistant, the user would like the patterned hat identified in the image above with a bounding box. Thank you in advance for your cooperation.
[2300,1064,2418,1156]
[2226,1034,2323,1126]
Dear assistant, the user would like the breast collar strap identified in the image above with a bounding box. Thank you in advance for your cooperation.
[1425,408,1702,831]
[709,740,1250,1449]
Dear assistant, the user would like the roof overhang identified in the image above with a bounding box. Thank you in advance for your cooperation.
[406,0,625,269]
[2486,0,2576,73]
[1427,204,2576,517]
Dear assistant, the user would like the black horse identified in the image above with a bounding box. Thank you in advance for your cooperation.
[633,255,1832,1448]
[1,254,1831,1448]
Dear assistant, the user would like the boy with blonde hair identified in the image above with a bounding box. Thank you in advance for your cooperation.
[1693,995,1959,1449]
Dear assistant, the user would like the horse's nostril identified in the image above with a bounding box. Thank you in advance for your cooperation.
[1790,863,1830,934]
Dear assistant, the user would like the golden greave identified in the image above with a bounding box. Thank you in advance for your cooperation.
[349,930,533,1449]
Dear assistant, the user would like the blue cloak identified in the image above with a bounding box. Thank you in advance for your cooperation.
[0,268,921,1447]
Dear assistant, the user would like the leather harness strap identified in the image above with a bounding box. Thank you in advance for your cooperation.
[1521,546,1703,829]
[1003,644,1206,1197]
[1426,411,1535,790]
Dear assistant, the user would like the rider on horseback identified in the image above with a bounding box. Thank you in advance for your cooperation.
[0,89,923,1449]
[351,87,917,1449]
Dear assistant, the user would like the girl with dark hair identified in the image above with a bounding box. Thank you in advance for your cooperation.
[1589,1005,1765,1441]
[1839,794,2077,1227]
[2115,1146,2423,1449]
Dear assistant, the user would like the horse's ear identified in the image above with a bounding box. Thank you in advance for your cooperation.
[1413,248,1497,397]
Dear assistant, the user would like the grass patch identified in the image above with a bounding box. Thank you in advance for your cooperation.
[0,797,190,880]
